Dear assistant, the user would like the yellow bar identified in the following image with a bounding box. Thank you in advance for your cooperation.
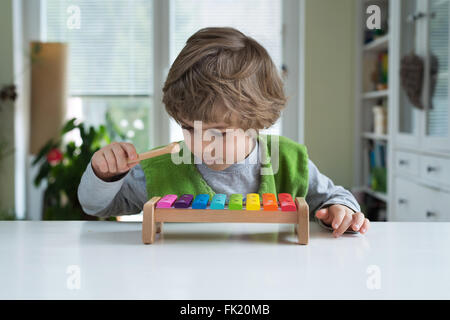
[246,193,261,210]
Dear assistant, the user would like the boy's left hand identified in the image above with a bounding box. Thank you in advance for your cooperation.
[315,204,370,238]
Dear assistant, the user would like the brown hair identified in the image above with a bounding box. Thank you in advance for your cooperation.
[162,27,288,130]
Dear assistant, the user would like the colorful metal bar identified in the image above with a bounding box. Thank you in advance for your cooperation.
[156,194,177,208]
[192,194,210,209]
[174,194,194,208]
[229,194,243,210]
[278,193,297,211]
[246,193,260,210]
[262,193,278,211]
[210,194,226,209]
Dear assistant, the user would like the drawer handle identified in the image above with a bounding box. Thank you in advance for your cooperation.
[426,211,436,218]
[398,198,407,205]
[427,166,438,173]
[399,159,409,166]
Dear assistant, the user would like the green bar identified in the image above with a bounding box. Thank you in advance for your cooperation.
[229,194,243,210]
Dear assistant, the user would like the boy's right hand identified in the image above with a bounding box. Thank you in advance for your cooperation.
[91,142,139,181]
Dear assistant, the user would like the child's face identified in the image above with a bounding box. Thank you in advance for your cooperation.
[181,119,257,168]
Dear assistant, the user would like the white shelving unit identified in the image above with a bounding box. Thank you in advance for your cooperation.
[354,0,392,220]
[355,0,450,222]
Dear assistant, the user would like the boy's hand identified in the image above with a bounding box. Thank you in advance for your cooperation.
[315,204,370,238]
[91,142,139,181]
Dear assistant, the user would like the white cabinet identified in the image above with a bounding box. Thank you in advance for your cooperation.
[394,176,450,222]
[389,0,450,221]
[354,0,450,221]
[394,0,450,152]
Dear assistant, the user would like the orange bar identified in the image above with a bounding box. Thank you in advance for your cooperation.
[262,193,278,211]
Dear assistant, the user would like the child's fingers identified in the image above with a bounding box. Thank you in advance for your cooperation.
[127,161,139,170]
[111,143,129,172]
[330,206,346,230]
[104,148,117,172]
[121,142,138,161]
[351,212,365,232]
[94,153,108,173]
[315,208,329,220]
[359,218,370,234]
[333,211,353,237]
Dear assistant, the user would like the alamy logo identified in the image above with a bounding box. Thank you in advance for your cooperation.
[366,5,381,30]
[67,5,81,30]
[66,265,81,290]
[366,265,381,290]
[169,121,280,175]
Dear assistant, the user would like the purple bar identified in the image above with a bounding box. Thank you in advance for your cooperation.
[174,194,194,208]
[156,194,177,208]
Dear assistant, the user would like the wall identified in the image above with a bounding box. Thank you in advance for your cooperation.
[0,0,15,212]
[303,0,356,189]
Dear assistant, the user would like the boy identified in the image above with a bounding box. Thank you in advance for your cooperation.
[78,27,370,238]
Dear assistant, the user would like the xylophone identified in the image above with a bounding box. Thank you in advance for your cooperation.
[142,193,309,245]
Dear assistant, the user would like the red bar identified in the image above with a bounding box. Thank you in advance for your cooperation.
[278,193,296,211]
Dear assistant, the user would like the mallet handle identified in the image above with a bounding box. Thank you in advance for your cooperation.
[128,142,180,164]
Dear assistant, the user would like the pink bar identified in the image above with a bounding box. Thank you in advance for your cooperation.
[156,194,178,208]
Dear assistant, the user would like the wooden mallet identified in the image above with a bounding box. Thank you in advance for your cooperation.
[128,142,181,164]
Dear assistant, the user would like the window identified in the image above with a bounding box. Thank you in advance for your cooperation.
[170,0,283,141]
[44,0,284,149]
[45,0,153,152]
[427,0,448,136]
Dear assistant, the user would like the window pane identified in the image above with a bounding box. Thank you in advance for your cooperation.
[427,0,449,136]
[170,0,283,141]
[46,0,153,151]
[69,97,151,153]
[46,0,153,96]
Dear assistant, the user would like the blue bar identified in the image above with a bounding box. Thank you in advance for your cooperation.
[210,194,226,209]
[192,194,210,209]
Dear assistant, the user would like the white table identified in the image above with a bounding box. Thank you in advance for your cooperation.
[1,221,449,299]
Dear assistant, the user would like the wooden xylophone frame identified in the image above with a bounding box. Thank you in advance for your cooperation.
[142,196,310,245]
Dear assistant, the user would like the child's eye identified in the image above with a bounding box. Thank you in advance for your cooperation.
[181,125,193,131]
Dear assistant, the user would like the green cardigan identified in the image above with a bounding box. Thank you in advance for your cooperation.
[140,134,309,200]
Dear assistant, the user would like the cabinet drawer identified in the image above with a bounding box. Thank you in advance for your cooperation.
[423,188,450,222]
[394,177,422,221]
[394,151,419,177]
[394,177,450,222]
[419,155,450,188]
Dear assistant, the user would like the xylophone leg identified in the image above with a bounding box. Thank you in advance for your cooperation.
[156,222,163,234]
[295,197,310,245]
[142,197,160,244]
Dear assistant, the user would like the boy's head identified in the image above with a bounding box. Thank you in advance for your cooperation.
[162,27,287,165]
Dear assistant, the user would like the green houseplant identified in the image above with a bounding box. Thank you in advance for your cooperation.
[33,118,115,220]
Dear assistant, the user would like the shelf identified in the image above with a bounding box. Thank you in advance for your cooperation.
[354,186,388,202]
[362,132,389,141]
[362,90,389,99]
[363,34,389,52]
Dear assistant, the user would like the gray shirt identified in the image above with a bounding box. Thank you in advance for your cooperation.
[77,140,361,232]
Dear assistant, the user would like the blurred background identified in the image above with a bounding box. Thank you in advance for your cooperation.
[0,0,449,222]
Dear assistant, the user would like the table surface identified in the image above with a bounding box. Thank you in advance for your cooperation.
[1,221,450,299]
